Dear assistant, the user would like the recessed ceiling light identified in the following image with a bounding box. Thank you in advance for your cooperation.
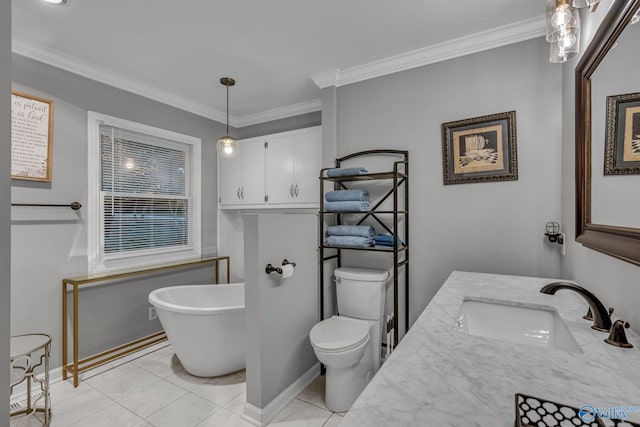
[43,0,68,5]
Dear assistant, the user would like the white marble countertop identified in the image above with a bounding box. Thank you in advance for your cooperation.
[340,271,640,426]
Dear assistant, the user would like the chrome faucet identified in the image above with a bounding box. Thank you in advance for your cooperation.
[539,281,612,332]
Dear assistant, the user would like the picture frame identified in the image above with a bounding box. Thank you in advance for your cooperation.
[441,111,518,185]
[604,92,640,175]
[11,91,54,182]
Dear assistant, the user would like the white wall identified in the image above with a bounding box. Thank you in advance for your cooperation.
[334,37,565,324]
[10,55,226,369]
[561,2,640,333]
[1,0,12,422]
[244,213,318,414]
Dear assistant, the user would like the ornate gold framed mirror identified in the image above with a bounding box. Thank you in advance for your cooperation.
[576,0,640,266]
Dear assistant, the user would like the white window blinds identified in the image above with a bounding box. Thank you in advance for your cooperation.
[99,124,194,259]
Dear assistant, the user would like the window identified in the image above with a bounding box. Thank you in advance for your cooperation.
[88,112,201,273]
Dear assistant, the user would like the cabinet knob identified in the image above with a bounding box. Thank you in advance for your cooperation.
[295,184,299,197]
[290,184,294,197]
[241,187,245,199]
[237,188,240,199]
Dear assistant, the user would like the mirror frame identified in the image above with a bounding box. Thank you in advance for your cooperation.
[576,0,640,266]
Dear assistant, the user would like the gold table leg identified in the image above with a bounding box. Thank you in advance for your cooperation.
[61,280,67,381]
[73,283,79,387]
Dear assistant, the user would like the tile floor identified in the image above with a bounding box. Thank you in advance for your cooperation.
[10,343,344,427]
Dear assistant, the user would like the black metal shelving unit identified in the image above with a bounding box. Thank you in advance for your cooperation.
[318,149,409,350]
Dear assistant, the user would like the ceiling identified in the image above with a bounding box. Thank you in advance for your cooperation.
[12,0,545,127]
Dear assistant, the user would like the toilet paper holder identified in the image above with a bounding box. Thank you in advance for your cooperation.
[265,259,296,275]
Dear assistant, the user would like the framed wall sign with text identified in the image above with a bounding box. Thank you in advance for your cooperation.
[11,91,54,182]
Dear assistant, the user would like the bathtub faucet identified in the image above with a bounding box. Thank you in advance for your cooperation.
[539,281,612,332]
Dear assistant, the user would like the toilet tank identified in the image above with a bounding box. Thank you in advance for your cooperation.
[335,267,389,321]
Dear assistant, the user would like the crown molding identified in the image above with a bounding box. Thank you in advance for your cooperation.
[310,68,340,89]
[236,98,321,127]
[12,40,241,126]
[12,40,321,128]
[312,15,547,89]
[13,16,545,126]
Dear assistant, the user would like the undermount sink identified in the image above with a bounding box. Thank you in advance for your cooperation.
[453,297,582,353]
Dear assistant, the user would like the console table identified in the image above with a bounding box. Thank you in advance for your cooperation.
[62,256,230,387]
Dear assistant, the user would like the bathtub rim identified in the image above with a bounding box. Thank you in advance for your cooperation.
[148,283,244,315]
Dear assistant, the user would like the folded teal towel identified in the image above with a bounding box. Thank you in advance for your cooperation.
[326,235,374,247]
[375,241,404,247]
[326,167,368,177]
[327,225,375,238]
[324,201,370,212]
[374,234,405,246]
[325,190,369,202]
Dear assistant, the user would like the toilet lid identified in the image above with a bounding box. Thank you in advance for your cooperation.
[310,316,369,352]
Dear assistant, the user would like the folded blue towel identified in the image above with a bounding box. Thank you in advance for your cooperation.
[326,167,368,177]
[375,241,404,247]
[327,225,375,238]
[325,190,369,202]
[374,234,405,246]
[324,201,370,212]
[326,235,374,247]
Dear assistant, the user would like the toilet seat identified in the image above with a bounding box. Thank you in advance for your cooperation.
[310,316,369,353]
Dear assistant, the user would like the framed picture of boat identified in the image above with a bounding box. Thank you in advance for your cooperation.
[441,110,518,185]
[604,92,640,175]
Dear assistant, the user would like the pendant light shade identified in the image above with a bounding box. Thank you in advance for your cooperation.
[217,77,239,159]
[546,0,581,63]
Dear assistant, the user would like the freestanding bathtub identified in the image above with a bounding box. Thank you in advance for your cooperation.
[148,283,245,377]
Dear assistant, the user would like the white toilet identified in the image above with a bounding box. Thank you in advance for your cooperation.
[309,267,389,412]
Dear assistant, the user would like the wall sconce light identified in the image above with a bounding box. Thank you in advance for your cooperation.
[545,222,564,244]
[216,77,239,159]
[546,0,581,63]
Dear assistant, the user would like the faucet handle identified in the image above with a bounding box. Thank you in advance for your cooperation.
[604,320,633,348]
[587,307,614,320]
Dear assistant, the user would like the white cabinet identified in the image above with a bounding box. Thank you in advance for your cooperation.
[265,135,295,204]
[266,127,321,205]
[219,126,320,209]
[241,140,267,204]
[219,139,266,206]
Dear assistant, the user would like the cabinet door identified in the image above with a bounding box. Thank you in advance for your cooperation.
[265,135,295,204]
[240,140,266,205]
[293,129,321,204]
[219,151,243,205]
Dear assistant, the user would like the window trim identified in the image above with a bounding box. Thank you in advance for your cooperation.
[87,111,202,273]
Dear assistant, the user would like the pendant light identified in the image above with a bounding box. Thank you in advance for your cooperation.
[216,77,239,159]
[546,0,581,63]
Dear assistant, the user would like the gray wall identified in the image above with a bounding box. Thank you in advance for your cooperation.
[244,213,318,409]
[11,55,226,369]
[1,0,12,423]
[561,2,640,333]
[237,112,320,139]
[334,37,565,324]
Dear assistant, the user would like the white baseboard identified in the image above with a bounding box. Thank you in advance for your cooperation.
[242,363,320,426]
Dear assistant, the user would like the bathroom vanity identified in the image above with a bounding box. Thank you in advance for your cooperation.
[340,271,640,426]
